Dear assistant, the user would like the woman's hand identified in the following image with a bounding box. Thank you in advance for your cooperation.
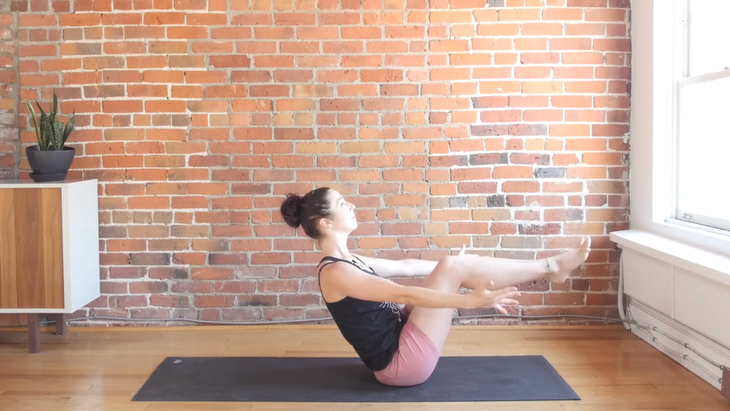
[463,281,521,313]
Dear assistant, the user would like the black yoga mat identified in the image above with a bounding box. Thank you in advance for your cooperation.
[133,355,579,402]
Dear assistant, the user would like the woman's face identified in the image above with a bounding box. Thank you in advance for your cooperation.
[321,189,358,234]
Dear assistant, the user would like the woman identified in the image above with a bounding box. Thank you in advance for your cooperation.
[279,187,590,387]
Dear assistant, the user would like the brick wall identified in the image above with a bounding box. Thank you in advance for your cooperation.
[8,0,630,325]
[0,0,17,180]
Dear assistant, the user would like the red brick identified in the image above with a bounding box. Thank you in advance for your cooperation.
[195,295,235,308]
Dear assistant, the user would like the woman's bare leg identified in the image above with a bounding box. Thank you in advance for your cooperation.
[406,238,590,353]
[456,237,590,289]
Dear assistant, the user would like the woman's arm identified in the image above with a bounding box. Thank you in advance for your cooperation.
[321,262,519,310]
[353,254,438,278]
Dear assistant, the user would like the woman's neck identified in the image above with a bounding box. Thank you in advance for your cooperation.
[318,234,350,259]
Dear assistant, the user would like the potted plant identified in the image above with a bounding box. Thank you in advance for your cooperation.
[25,90,76,182]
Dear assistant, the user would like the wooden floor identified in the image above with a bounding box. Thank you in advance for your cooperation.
[0,324,728,411]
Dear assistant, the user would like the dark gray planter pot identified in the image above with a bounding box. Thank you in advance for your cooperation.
[26,145,75,182]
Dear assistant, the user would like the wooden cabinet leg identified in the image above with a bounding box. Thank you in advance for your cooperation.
[53,314,66,335]
[27,314,40,354]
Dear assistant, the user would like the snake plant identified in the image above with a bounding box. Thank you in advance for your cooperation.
[26,91,75,150]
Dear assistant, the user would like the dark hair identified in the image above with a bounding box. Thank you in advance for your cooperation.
[280,187,332,240]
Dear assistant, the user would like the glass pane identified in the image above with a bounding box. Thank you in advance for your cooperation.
[688,0,730,76]
[677,75,730,224]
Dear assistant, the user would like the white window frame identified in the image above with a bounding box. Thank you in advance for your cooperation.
[624,0,730,260]
[670,0,730,234]
[673,71,730,233]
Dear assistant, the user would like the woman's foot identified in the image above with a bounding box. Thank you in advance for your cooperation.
[546,237,590,284]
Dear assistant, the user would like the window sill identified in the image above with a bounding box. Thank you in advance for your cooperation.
[610,229,730,288]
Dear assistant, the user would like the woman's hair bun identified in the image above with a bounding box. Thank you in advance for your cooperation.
[280,193,303,228]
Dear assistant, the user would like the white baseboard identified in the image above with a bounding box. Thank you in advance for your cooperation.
[627,299,730,390]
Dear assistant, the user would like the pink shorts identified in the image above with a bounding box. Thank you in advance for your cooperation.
[373,320,441,387]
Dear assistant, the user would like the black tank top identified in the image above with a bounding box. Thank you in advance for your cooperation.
[318,256,406,372]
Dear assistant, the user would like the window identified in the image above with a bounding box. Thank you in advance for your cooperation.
[674,0,730,233]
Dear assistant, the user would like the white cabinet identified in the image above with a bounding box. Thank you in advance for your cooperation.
[0,179,100,352]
